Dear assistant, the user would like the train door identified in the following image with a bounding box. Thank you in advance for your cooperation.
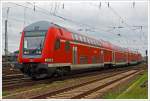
[112,51,115,65]
[100,50,104,64]
[72,46,78,64]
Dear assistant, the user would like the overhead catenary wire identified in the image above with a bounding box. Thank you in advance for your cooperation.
[8,2,118,40]
[104,2,147,51]
[89,2,135,47]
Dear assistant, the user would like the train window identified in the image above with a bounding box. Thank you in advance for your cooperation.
[97,41,99,45]
[74,34,78,42]
[77,35,80,41]
[89,39,92,44]
[93,40,95,44]
[86,37,88,43]
[73,34,76,40]
[91,40,94,45]
[84,37,87,43]
[75,34,78,41]
[82,36,84,42]
[80,56,88,64]
[80,36,83,42]
[82,36,85,42]
[75,34,78,40]
[94,40,96,45]
[98,41,101,46]
[92,56,97,63]
[55,39,60,50]
[87,38,89,44]
[88,39,90,44]
[73,34,75,40]
[65,41,70,51]
[96,41,98,45]
[79,36,81,42]
[72,34,75,40]
[88,38,91,44]
[83,37,86,43]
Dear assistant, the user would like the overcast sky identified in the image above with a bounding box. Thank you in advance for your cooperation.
[2,1,148,56]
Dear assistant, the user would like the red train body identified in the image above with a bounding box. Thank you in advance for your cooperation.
[17,21,142,79]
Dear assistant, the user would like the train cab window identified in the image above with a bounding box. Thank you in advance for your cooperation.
[55,39,60,50]
[65,41,70,51]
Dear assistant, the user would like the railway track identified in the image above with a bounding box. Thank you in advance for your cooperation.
[32,69,141,99]
[2,64,143,91]
[3,74,24,79]
[2,61,21,76]
[3,64,145,99]
[2,66,21,76]
[3,64,145,91]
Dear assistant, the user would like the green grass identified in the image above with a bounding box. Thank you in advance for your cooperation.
[117,71,148,99]
[2,92,10,96]
[103,71,148,99]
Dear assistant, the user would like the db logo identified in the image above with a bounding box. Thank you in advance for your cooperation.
[30,59,33,62]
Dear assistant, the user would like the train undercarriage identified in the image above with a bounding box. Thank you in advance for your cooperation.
[15,62,141,80]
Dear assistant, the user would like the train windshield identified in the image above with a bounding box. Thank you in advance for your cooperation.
[23,31,46,55]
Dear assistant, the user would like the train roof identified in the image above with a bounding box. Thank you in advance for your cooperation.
[24,21,54,31]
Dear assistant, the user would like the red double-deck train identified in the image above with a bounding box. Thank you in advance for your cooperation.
[17,21,142,79]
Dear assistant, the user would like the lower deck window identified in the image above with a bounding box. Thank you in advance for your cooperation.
[80,56,88,64]
[92,56,97,63]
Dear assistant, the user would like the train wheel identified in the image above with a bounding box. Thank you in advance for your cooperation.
[54,68,64,77]
[32,69,48,80]
[63,67,71,76]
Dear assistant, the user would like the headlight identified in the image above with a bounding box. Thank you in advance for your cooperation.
[45,58,53,62]
[36,50,41,54]
[38,51,41,54]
